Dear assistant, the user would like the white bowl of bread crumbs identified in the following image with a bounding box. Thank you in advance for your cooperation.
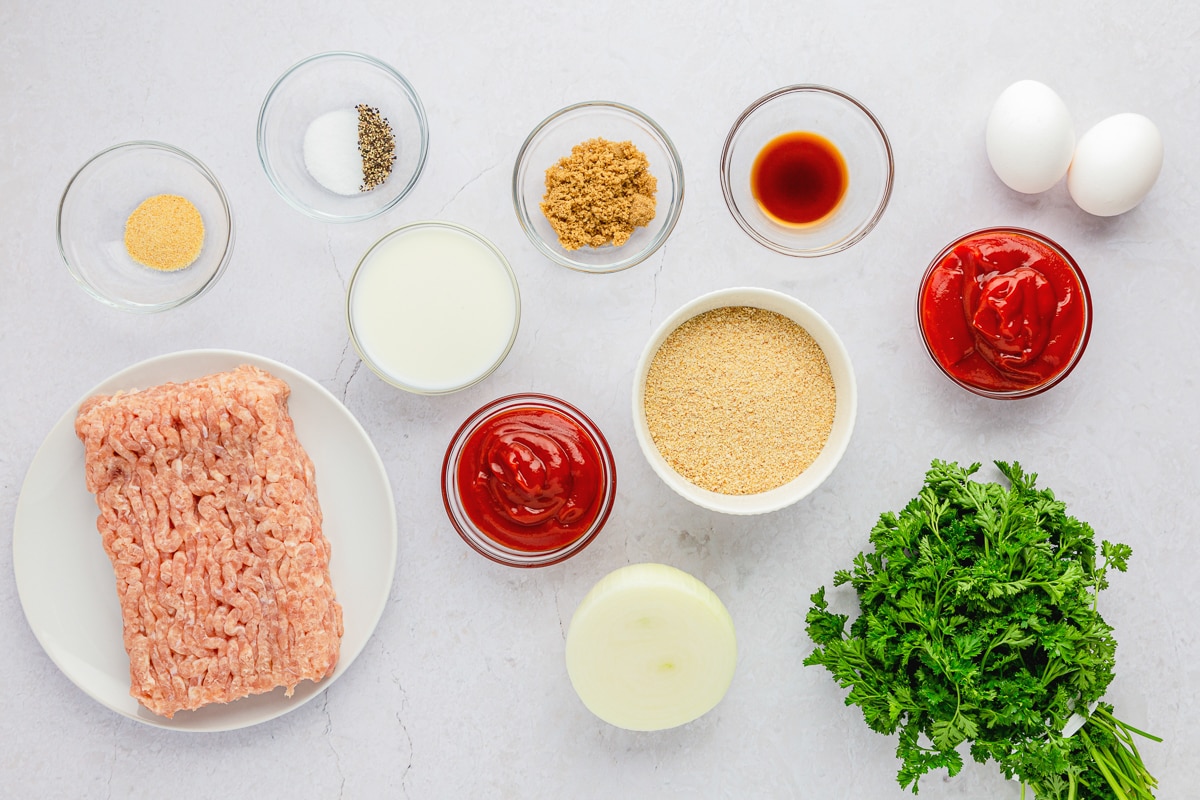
[512,101,684,274]
[257,51,428,223]
[632,287,857,514]
[57,141,234,312]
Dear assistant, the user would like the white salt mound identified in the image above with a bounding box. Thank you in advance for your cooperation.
[304,108,361,195]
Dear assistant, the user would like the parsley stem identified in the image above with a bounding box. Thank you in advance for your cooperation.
[1081,731,1132,800]
[1080,722,1158,800]
[1112,716,1162,743]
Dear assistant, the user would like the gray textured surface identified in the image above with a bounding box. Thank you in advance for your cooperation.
[2,1,1196,797]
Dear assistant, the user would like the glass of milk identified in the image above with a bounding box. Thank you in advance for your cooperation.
[347,221,521,394]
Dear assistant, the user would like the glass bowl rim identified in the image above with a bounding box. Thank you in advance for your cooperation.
[56,139,235,313]
[511,99,685,274]
[915,225,1093,400]
[441,392,618,568]
[255,50,430,224]
[719,83,894,258]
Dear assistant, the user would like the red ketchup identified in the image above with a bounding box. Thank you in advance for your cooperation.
[455,403,609,553]
[918,228,1091,397]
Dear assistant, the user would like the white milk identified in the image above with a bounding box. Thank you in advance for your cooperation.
[348,223,519,393]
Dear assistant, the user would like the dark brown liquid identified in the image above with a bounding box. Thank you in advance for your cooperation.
[751,132,847,225]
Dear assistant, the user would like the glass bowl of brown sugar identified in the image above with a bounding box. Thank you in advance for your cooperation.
[512,101,685,274]
[57,141,234,313]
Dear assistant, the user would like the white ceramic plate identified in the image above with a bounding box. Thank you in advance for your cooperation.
[13,350,397,732]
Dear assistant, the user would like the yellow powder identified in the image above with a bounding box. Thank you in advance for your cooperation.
[124,194,205,272]
[540,138,657,250]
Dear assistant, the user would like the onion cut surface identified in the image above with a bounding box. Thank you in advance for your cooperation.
[565,563,737,731]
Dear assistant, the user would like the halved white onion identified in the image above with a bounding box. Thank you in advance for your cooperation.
[565,563,737,731]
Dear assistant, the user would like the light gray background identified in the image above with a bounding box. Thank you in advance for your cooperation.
[2,2,1196,797]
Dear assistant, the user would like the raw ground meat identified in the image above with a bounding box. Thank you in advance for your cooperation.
[74,364,343,718]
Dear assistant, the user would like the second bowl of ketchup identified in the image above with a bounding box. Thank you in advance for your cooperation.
[917,227,1092,399]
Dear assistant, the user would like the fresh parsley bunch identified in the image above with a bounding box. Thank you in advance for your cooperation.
[805,460,1159,798]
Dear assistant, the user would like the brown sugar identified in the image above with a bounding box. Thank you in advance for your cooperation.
[123,194,205,272]
[540,137,657,250]
[643,306,837,495]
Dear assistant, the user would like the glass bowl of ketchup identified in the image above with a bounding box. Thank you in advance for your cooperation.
[917,227,1093,399]
[720,85,893,258]
[442,394,617,568]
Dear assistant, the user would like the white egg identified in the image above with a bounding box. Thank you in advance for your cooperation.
[986,80,1076,194]
[1067,113,1163,216]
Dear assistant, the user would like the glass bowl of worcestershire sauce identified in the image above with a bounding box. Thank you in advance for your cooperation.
[917,227,1093,399]
[720,85,894,257]
[442,394,617,567]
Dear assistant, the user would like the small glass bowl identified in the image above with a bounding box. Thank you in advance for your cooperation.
[442,394,617,568]
[917,227,1092,399]
[512,101,684,273]
[257,51,428,223]
[346,221,520,395]
[632,287,857,515]
[57,141,234,313]
[721,85,893,257]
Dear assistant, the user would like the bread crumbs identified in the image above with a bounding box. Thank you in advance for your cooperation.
[643,306,836,495]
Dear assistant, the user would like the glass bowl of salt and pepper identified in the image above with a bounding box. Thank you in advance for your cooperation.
[257,51,429,223]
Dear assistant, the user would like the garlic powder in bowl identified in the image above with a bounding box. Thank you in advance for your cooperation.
[57,141,233,313]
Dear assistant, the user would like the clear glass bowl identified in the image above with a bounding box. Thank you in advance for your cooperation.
[916,227,1093,399]
[257,51,428,222]
[442,394,617,568]
[57,141,234,313]
[346,221,520,395]
[512,101,684,273]
[721,85,893,257]
[632,287,857,515]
